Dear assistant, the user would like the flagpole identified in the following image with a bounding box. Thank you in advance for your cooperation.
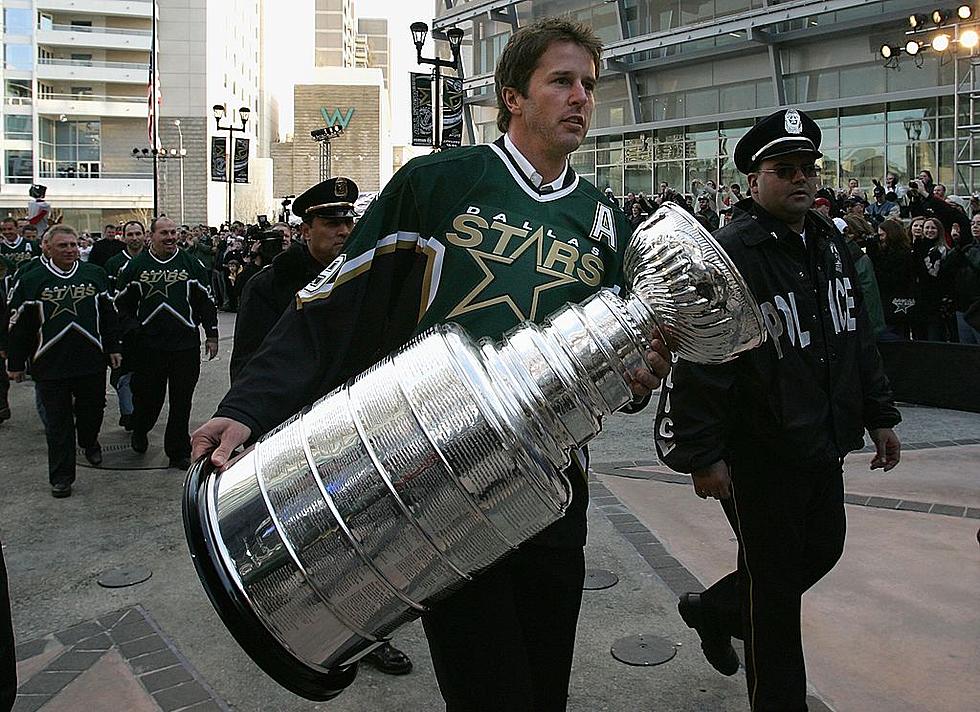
[151,0,158,217]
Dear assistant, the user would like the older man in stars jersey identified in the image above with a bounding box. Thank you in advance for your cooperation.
[7,225,121,497]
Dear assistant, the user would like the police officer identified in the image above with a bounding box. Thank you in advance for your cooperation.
[229,177,355,384]
[655,108,902,711]
[6,225,121,497]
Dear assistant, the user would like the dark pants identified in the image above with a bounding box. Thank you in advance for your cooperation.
[35,374,106,487]
[132,347,200,460]
[0,540,15,712]
[701,458,845,712]
[0,356,9,410]
[421,543,585,712]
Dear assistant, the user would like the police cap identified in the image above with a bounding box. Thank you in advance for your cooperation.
[292,177,359,221]
[734,108,822,174]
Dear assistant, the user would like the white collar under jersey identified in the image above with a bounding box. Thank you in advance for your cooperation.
[503,133,568,192]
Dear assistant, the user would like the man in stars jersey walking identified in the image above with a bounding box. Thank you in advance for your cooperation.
[193,19,670,711]
[116,216,218,470]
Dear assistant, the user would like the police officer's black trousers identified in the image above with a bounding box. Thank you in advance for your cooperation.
[701,457,845,712]
[0,539,16,712]
[35,374,105,486]
[132,347,200,460]
[421,542,585,712]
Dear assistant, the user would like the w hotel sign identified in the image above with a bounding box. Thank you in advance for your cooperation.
[321,107,355,130]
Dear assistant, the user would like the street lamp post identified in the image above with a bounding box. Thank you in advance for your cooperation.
[212,104,250,226]
[410,22,463,149]
[131,146,183,217]
[174,119,186,225]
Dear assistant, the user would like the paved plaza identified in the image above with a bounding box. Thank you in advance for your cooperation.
[1,313,977,711]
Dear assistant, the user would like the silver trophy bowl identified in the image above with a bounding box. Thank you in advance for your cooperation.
[183,202,765,700]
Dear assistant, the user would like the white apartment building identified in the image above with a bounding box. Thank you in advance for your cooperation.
[0,0,272,232]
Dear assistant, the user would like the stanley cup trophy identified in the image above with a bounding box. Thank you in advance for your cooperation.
[183,203,766,700]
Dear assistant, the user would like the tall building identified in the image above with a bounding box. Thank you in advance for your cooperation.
[434,0,980,196]
[356,17,389,91]
[314,0,356,69]
[0,0,271,231]
[0,0,155,230]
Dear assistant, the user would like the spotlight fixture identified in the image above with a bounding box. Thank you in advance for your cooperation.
[909,12,929,28]
[932,33,951,51]
[905,40,921,55]
[931,9,950,25]
[880,44,898,59]
[957,4,972,20]
[962,28,980,48]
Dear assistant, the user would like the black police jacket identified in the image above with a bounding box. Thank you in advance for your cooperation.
[655,199,901,473]
[229,242,325,384]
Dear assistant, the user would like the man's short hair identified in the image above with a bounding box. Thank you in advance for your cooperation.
[149,216,173,233]
[1,217,17,227]
[494,18,602,134]
[43,224,77,243]
[122,220,144,235]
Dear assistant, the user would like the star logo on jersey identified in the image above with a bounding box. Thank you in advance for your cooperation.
[447,226,577,322]
[140,268,188,300]
[42,283,95,319]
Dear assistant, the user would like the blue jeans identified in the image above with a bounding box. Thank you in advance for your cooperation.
[956,311,980,345]
[115,371,134,416]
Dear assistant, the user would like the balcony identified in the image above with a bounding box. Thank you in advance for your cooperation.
[38,92,146,118]
[37,57,149,84]
[35,0,153,19]
[37,24,152,51]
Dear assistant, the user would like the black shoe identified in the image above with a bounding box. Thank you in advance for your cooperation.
[119,414,134,431]
[83,444,103,466]
[361,642,412,675]
[678,592,740,676]
[0,400,10,423]
[131,431,148,454]
[51,483,72,498]
[168,457,192,470]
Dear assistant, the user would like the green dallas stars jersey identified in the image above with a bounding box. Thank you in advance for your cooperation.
[1,237,39,293]
[115,248,218,351]
[104,249,138,294]
[7,259,120,380]
[219,137,634,439]
[219,139,637,548]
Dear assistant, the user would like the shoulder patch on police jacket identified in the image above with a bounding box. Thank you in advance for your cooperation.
[295,254,346,309]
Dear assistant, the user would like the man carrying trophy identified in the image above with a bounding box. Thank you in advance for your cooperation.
[656,108,901,711]
[193,18,670,711]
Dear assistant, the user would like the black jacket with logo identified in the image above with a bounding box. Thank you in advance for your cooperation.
[229,242,326,384]
[655,199,900,473]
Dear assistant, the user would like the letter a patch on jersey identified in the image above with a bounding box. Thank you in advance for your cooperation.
[590,203,616,249]
[296,254,347,308]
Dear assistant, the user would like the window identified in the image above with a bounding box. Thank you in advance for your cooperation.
[3,8,33,35]
[39,119,100,178]
[4,115,31,140]
[4,44,33,70]
[5,79,31,105]
[6,150,33,183]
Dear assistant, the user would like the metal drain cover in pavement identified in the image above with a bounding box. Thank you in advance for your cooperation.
[78,443,172,471]
[98,565,152,588]
[610,634,676,666]
[583,569,619,590]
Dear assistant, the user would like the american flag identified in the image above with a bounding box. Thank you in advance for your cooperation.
[147,37,161,147]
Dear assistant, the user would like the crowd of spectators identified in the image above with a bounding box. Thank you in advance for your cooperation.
[607,169,980,345]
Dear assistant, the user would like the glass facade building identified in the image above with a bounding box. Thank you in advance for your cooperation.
[433,0,979,196]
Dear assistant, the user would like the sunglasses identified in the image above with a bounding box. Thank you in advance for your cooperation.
[758,164,819,180]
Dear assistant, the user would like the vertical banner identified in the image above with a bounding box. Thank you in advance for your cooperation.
[210,136,227,182]
[233,137,249,183]
[441,76,463,149]
[410,72,433,147]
